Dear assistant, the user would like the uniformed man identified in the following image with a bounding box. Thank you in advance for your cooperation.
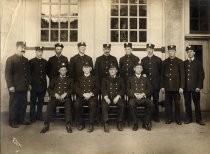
[94,44,118,85]
[141,43,162,122]
[40,63,74,133]
[69,42,93,81]
[127,62,153,131]
[29,46,47,122]
[46,43,68,80]
[74,62,99,132]
[161,45,184,125]
[184,45,205,125]
[5,41,31,128]
[101,63,125,132]
[119,43,139,81]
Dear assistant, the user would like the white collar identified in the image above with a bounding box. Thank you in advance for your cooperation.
[60,75,66,78]
[79,53,84,57]
[147,54,154,58]
[188,57,194,61]
[135,74,141,78]
[84,73,90,77]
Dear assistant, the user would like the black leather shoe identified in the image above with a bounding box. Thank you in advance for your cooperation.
[10,122,19,128]
[87,124,94,133]
[78,123,85,131]
[21,120,31,125]
[196,120,205,126]
[40,124,49,133]
[104,123,109,133]
[132,123,138,131]
[143,124,151,131]
[117,122,123,131]
[165,120,172,124]
[184,119,192,124]
[176,121,182,125]
[66,124,72,133]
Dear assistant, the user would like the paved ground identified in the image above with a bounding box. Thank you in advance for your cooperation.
[1,112,210,154]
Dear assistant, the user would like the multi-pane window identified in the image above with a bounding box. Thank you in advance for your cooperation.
[110,0,147,42]
[41,0,79,42]
[190,0,210,34]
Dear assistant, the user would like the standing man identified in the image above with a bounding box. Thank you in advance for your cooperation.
[46,43,68,80]
[69,42,93,81]
[127,62,153,131]
[119,43,139,81]
[184,45,205,125]
[101,63,125,132]
[141,43,162,122]
[74,62,99,132]
[5,41,31,128]
[40,63,74,133]
[161,45,184,125]
[29,46,47,122]
[94,44,118,85]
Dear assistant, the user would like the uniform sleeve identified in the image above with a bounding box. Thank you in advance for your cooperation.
[160,61,165,88]
[75,78,83,97]
[48,78,55,96]
[119,57,123,77]
[92,77,100,96]
[118,78,125,97]
[66,78,74,97]
[5,57,14,88]
[145,78,153,97]
[90,57,94,75]
[94,58,100,77]
[26,59,32,85]
[69,57,75,79]
[197,61,205,89]
[126,77,134,98]
[46,58,52,78]
[179,60,185,89]
[101,78,108,97]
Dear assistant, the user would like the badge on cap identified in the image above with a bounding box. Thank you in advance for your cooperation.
[124,43,132,48]
[55,43,64,49]
[35,46,44,51]
[146,43,155,49]
[167,45,176,50]
[59,63,67,69]
[77,42,86,47]
[186,45,194,51]
[83,61,91,67]
[134,61,142,67]
[103,44,111,49]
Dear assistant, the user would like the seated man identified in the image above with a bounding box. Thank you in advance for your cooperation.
[74,62,99,132]
[127,62,153,131]
[40,63,74,133]
[101,63,125,132]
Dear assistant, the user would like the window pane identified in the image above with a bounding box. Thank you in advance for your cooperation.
[120,5,128,16]
[139,0,147,4]
[51,18,59,28]
[120,18,128,29]
[130,5,137,16]
[51,5,59,16]
[70,5,78,16]
[139,5,147,16]
[190,19,199,31]
[190,7,199,18]
[70,0,78,4]
[60,30,68,42]
[120,31,128,42]
[111,18,119,29]
[200,0,209,5]
[41,30,49,41]
[200,6,208,18]
[200,20,208,31]
[130,18,137,29]
[139,31,146,42]
[61,5,68,16]
[50,30,58,41]
[60,18,68,28]
[120,0,128,3]
[41,17,49,28]
[130,31,137,42]
[130,0,137,4]
[42,4,49,16]
[139,18,146,29]
[51,0,59,3]
[111,5,119,16]
[70,18,78,29]
[112,0,119,3]
[111,30,119,42]
[70,30,78,42]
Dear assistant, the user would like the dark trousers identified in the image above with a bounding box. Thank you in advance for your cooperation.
[44,97,72,125]
[184,91,202,121]
[30,90,46,120]
[74,97,97,124]
[101,98,125,123]
[9,91,27,124]
[150,90,160,118]
[165,91,181,122]
[129,98,153,124]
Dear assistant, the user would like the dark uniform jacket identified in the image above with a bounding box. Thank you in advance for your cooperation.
[101,76,125,100]
[119,54,139,79]
[161,57,185,91]
[75,75,99,98]
[184,58,204,91]
[5,54,31,91]
[94,55,118,81]
[48,76,73,98]
[69,54,93,80]
[29,57,47,91]
[46,55,68,79]
[127,75,153,98]
[141,55,162,90]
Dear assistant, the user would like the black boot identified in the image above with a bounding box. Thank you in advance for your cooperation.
[10,122,19,128]
[78,123,85,131]
[132,123,138,131]
[66,123,72,133]
[104,122,109,133]
[117,122,123,131]
[40,124,49,133]
[87,123,94,133]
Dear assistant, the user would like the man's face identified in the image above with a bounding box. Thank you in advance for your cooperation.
[147,48,154,56]
[125,47,132,55]
[168,49,176,58]
[17,45,25,55]
[109,68,117,76]
[103,48,111,56]
[55,47,63,55]
[59,67,67,76]
[134,65,143,75]
[83,66,92,74]
[78,46,86,54]
[36,50,43,58]
[187,50,195,58]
